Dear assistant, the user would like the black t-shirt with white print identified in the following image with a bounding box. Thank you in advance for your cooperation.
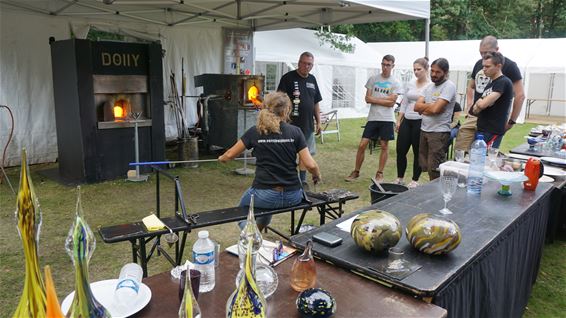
[476,75,514,135]
[241,122,307,190]
[471,56,522,103]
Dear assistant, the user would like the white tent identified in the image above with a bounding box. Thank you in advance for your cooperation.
[254,28,384,119]
[368,39,566,122]
[0,1,430,167]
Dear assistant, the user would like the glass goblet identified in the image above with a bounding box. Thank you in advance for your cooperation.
[454,150,465,163]
[439,175,458,215]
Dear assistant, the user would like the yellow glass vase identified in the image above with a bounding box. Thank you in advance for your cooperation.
[12,149,46,318]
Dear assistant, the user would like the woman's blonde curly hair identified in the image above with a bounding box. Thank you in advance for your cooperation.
[256,91,291,135]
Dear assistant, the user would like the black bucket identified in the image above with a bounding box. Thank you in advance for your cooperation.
[369,183,409,204]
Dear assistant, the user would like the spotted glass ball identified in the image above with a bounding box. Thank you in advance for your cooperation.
[405,213,462,255]
[296,288,336,318]
[351,210,402,253]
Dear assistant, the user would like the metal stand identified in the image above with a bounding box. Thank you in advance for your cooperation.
[1,164,15,194]
[235,107,255,175]
[127,113,149,182]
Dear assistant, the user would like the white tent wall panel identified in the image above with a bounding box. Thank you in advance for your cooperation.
[160,27,223,139]
[526,73,566,118]
[1,11,70,167]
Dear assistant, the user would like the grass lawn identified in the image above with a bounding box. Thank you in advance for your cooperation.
[0,117,564,317]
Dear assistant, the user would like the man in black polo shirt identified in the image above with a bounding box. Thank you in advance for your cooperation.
[277,52,322,187]
[469,52,514,148]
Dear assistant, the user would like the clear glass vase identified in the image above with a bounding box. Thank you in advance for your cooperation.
[13,149,46,318]
[238,195,263,273]
[65,186,111,318]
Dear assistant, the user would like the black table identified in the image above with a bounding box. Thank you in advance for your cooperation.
[291,180,554,318]
[510,143,563,158]
[510,142,566,241]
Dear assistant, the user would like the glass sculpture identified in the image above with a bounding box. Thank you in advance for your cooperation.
[65,186,111,318]
[13,149,46,318]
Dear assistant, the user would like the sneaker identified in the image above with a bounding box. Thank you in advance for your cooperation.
[394,178,405,185]
[345,170,360,182]
[407,180,419,188]
[374,171,384,183]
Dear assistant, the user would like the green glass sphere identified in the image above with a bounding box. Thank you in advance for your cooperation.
[405,213,462,255]
[350,210,402,253]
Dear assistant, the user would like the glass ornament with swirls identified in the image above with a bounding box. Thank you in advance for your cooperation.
[65,186,111,318]
[13,149,46,318]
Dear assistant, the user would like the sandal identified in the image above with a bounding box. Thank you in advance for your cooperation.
[375,171,384,182]
[345,170,360,182]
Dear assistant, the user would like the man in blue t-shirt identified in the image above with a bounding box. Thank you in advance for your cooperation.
[469,52,514,149]
[277,52,322,187]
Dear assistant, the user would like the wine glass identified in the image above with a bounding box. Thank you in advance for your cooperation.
[439,175,458,215]
[454,150,465,163]
[487,147,499,168]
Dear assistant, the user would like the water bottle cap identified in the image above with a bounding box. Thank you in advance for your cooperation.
[476,134,484,140]
[198,230,209,239]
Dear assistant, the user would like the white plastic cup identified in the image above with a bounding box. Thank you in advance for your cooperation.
[115,263,143,307]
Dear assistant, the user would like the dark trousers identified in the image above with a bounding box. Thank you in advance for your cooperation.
[396,118,422,181]
[419,131,451,180]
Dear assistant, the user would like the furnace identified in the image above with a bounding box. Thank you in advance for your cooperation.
[195,74,265,150]
[50,39,165,183]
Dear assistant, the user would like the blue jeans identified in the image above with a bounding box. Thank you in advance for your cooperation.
[238,187,304,229]
[477,131,504,148]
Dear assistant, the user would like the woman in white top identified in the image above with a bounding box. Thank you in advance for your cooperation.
[395,58,430,188]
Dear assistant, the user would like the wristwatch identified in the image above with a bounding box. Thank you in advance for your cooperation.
[508,119,516,125]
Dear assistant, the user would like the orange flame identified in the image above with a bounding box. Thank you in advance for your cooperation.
[247,84,261,106]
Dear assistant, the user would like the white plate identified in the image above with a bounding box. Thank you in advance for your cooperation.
[541,157,566,166]
[61,279,152,317]
[543,166,566,177]
[507,153,534,161]
[539,175,555,183]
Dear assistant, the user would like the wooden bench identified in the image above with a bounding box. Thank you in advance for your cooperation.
[98,166,358,277]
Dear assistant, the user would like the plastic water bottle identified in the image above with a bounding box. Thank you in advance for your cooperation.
[467,134,487,194]
[192,230,215,292]
[114,263,143,308]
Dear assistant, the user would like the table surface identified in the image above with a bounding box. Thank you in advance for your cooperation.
[135,253,447,317]
[510,143,565,158]
[291,180,554,297]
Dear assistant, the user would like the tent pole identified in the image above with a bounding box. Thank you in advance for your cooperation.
[425,18,430,59]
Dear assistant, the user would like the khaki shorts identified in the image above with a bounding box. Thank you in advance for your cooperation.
[454,116,477,152]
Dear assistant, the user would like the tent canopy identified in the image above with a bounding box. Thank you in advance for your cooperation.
[255,28,382,67]
[2,0,429,31]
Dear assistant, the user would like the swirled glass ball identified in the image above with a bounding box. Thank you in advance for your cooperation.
[351,210,402,253]
[405,213,462,255]
[296,288,336,318]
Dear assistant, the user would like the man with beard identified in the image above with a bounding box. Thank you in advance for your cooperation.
[468,52,514,148]
[455,36,524,152]
[414,58,457,180]
[277,52,322,188]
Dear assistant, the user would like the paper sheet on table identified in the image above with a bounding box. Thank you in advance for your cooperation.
[226,240,295,266]
[336,215,358,233]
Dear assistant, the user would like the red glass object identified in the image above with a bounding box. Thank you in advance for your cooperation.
[523,158,543,191]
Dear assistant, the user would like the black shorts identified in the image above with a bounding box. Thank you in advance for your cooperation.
[362,121,395,141]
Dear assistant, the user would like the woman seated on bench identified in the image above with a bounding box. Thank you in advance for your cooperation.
[219,92,322,230]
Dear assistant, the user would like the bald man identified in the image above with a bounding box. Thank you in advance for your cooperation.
[455,35,525,152]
